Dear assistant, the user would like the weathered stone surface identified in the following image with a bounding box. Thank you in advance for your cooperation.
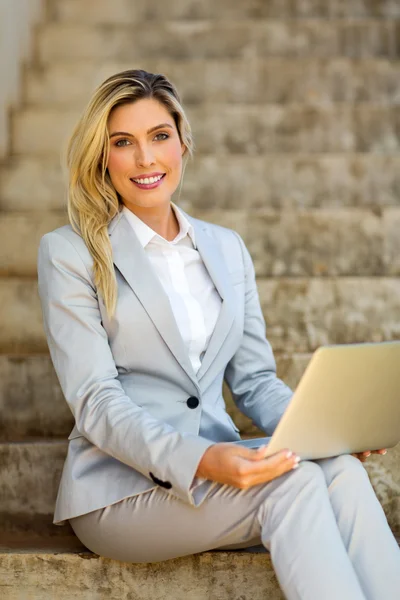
[384,208,400,275]
[0,280,46,353]
[0,551,283,600]
[38,21,400,63]
[1,277,400,354]
[2,154,400,212]
[12,104,400,156]
[0,212,67,276]
[198,208,388,276]
[2,208,399,277]
[50,0,400,23]
[0,442,67,514]
[0,356,72,441]
[257,277,400,353]
[2,440,399,537]
[24,58,400,107]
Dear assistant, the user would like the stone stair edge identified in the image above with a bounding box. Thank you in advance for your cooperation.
[3,150,400,164]
[12,102,400,114]
[47,0,400,21]
[0,550,282,600]
[23,56,400,68]
[2,206,400,215]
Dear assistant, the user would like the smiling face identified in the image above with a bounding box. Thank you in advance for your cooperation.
[106,97,186,211]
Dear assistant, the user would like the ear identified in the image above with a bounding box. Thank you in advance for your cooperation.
[181,143,187,156]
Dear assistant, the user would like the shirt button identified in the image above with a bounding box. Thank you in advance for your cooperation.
[187,396,199,409]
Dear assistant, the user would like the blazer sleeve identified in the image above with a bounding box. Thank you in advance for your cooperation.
[224,232,293,436]
[37,231,215,506]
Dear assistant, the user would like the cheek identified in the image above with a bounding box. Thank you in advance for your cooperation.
[107,151,129,180]
[165,144,183,176]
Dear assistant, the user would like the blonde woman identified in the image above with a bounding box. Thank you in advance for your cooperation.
[37,69,400,599]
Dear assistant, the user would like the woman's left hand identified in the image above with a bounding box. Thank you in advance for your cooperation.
[351,449,387,462]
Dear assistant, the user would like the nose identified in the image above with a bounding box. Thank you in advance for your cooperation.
[135,142,156,168]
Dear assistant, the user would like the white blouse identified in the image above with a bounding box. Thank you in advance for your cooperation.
[122,203,222,375]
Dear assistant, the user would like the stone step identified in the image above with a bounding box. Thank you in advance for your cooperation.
[1,208,400,278]
[37,21,400,64]
[0,353,310,441]
[0,547,283,600]
[11,104,400,157]
[1,277,400,354]
[50,0,400,23]
[24,58,400,107]
[1,440,399,540]
[2,154,400,212]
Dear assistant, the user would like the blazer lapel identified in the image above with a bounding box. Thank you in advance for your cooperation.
[108,212,199,388]
[186,215,236,382]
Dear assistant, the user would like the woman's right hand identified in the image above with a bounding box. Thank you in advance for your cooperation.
[195,442,300,489]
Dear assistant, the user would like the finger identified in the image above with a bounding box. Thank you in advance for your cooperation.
[241,448,299,478]
[240,444,271,461]
[374,449,387,455]
[250,451,300,485]
[352,453,366,462]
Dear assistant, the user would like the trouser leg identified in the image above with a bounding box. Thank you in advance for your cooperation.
[255,460,366,600]
[70,460,371,599]
[316,454,400,600]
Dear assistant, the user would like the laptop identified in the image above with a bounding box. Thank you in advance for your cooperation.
[235,341,400,460]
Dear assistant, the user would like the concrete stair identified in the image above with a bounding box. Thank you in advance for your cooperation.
[36,21,400,62]
[2,154,400,211]
[23,59,400,106]
[1,0,400,597]
[11,104,400,154]
[49,0,400,22]
[1,208,400,276]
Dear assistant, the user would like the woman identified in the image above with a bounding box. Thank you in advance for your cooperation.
[37,69,400,599]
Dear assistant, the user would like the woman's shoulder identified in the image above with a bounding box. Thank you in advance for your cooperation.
[39,223,94,269]
[185,211,244,247]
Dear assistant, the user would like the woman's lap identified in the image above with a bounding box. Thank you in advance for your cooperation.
[68,454,374,564]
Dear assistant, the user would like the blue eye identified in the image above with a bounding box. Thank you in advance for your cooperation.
[115,139,131,147]
[154,133,169,141]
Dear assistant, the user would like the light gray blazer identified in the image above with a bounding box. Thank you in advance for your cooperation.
[37,209,292,525]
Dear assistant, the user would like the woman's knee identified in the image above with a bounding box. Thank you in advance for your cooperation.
[319,453,370,487]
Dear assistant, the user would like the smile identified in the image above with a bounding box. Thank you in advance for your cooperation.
[130,173,166,190]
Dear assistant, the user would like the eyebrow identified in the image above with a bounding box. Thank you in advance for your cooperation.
[109,123,174,139]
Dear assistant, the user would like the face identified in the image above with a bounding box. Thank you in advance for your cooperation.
[106,97,186,210]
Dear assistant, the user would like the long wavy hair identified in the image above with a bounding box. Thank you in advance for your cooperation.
[66,69,194,318]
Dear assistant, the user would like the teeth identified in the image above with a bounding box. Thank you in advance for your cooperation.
[132,174,163,185]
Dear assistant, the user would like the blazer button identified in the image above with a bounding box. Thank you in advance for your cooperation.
[149,472,172,489]
[187,396,199,409]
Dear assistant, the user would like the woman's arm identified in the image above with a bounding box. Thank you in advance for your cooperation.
[224,232,293,436]
[38,231,215,505]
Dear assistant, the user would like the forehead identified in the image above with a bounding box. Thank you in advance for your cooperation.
[108,98,175,132]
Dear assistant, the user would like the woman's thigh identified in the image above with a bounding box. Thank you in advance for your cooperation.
[69,480,266,563]
[69,461,326,564]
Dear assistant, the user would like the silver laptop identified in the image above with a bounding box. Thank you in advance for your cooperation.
[235,342,400,460]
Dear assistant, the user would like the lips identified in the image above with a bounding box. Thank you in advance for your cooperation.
[130,173,166,190]
[130,172,165,183]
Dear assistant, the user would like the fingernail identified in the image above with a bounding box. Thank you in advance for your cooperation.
[382,450,387,455]
[286,451,293,459]
[292,463,299,469]
[294,456,300,463]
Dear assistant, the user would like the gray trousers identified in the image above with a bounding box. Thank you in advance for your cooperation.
[69,454,400,600]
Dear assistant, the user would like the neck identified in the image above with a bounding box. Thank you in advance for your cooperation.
[123,202,180,241]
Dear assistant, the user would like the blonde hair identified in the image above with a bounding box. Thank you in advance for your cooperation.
[66,69,194,318]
